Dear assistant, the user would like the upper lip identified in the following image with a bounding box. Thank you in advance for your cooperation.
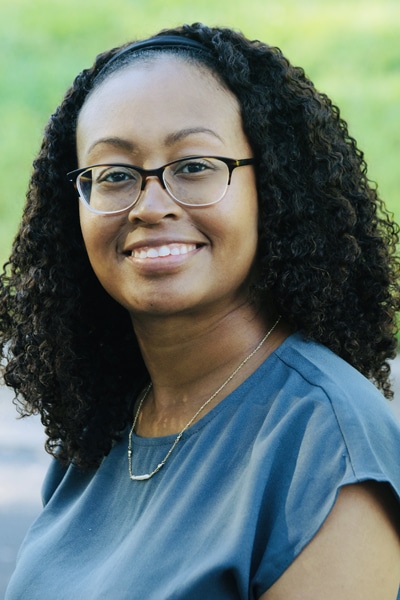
[122,237,205,254]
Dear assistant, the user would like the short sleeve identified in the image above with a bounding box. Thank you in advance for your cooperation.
[251,352,400,596]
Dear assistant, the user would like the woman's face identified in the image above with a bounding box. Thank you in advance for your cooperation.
[76,55,259,320]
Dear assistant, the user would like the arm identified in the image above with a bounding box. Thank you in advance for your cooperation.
[261,482,400,600]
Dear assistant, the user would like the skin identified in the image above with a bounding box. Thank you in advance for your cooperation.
[261,482,400,600]
[77,55,400,597]
[77,55,286,434]
[77,57,258,324]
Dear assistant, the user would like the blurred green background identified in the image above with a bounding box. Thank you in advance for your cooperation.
[1,0,399,265]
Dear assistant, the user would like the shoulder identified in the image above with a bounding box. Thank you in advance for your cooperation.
[260,480,400,600]
[41,458,96,507]
[249,333,400,595]
[265,333,400,486]
[271,332,396,426]
[273,332,381,399]
[42,458,68,506]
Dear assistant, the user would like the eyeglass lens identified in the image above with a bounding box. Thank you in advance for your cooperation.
[77,157,230,213]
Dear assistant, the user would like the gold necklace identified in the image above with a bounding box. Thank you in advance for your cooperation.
[128,315,281,481]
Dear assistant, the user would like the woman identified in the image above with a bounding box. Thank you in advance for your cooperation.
[1,23,400,599]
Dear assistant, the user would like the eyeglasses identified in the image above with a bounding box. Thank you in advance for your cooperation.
[67,156,254,215]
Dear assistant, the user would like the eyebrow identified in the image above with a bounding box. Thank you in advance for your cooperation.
[87,127,224,155]
[164,127,224,145]
[87,137,135,155]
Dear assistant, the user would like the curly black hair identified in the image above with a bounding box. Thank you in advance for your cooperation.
[1,23,399,469]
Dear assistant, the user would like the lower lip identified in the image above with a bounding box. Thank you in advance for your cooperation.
[124,247,201,273]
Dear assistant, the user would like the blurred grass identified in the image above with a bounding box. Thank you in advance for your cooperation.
[0,0,399,264]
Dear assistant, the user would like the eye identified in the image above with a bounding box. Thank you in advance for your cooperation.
[94,166,139,185]
[173,158,217,177]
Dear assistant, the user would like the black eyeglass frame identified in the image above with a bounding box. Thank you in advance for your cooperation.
[67,156,255,213]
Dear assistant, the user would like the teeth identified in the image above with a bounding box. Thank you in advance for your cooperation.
[147,248,159,258]
[158,246,171,257]
[132,244,196,259]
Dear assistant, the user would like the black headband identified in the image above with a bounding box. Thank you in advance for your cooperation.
[96,35,212,78]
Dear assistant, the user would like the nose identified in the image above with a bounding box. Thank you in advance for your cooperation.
[140,171,166,191]
[127,176,182,224]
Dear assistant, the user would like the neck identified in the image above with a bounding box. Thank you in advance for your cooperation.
[130,304,287,436]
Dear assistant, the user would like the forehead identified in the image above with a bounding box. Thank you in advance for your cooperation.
[79,54,240,119]
[86,52,233,98]
[76,55,244,160]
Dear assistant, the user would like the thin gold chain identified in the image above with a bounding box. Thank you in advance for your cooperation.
[128,315,281,481]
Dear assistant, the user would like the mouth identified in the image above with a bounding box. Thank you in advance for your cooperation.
[126,243,199,259]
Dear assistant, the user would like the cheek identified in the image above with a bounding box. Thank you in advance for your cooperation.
[79,204,95,250]
[79,210,117,270]
[80,205,114,248]
[233,193,259,275]
[231,189,259,252]
[210,191,259,271]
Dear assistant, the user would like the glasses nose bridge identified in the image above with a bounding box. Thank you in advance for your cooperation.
[139,165,168,192]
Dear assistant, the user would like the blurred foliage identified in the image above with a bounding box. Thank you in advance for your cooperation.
[0,0,399,263]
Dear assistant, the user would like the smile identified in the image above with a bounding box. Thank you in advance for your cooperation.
[131,243,197,259]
